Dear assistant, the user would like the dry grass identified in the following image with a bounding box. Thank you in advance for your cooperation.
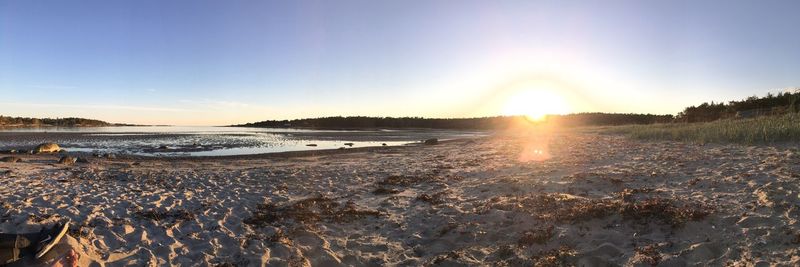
[604,113,800,144]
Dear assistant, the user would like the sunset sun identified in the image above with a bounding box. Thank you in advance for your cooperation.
[502,87,570,121]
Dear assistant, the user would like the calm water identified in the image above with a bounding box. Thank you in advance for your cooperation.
[0,126,485,156]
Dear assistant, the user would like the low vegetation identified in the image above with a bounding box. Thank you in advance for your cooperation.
[606,113,800,144]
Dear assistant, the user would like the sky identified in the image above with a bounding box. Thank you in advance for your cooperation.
[1,0,799,125]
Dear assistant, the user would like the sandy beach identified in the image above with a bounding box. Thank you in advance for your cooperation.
[1,131,799,266]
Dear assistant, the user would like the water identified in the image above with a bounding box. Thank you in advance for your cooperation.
[0,126,485,156]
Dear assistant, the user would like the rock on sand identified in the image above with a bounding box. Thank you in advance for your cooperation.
[58,156,77,165]
[34,143,61,153]
[0,156,21,163]
[424,138,438,145]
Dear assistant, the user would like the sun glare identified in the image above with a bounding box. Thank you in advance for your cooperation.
[502,86,570,121]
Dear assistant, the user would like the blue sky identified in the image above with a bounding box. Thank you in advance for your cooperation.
[1,0,799,125]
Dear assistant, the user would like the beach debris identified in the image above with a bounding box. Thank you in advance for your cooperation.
[517,225,555,246]
[416,191,449,204]
[244,196,381,227]
[34,143,61,153]
[633,244,662,265]
[424,138,439,145]
[378,175,423,186]
[76,157,90,163]
[344,142,354,147]
[0,156,21,163]
[372,187,402,195]
[531,246,576,266]
[485,192,710,226]
[58,156,77,165]
[306,144,318,147]
[382,143,387,146]
[134,208,195,224]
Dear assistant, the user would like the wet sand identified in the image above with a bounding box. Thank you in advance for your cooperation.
[1,131,799,266]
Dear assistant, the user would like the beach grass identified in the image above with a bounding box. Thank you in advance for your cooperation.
[603,113,800,144]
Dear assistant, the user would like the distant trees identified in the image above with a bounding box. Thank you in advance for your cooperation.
[235,116,520,129]
[234,113,675,130]
[0,116,111,127]
[551,113,674,126]
[676,89,800,122]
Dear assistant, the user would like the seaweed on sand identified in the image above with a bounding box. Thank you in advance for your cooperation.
[372,187,402,195]
[485,191,711,227]
[634,244,662,266]
[487,193,618,223]
[134,208,196,223]
[517,225,555,246]
[416,191,449,205]
[378,175,425,186]
[621,197,710,226]
[531,246,576,266]
[244,196,381,227]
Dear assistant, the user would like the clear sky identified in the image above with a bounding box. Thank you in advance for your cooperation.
[1,0,799,125]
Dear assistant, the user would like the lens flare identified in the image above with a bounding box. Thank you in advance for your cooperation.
[502,85,570,121]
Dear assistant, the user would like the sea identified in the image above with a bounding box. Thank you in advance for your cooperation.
[0,126,485,156]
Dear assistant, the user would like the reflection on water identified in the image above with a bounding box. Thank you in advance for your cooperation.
[0,126,485,156]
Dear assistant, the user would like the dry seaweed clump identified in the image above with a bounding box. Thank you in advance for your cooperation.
[416,191,450,205]
[379,175,426,186]
[621,197,710,226]
[372,187,402,195]
[378,173,463,187]
[485,192,711,227]
[531,246,576,266]
[244,196,381,227]
[633,244,662,266]
[517,225,555,246]
[487,193,618,223]
[134,208,196,223]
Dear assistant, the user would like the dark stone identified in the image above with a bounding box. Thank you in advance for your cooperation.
[0,156,21,163]
[58,156,77,165]
[344,143,355,147]
[306,144,318,147]
[424,138,439,145]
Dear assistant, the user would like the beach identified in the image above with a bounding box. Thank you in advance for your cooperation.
[1,130,799,266]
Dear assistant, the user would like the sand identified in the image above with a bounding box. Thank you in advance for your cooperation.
[1,131,800,266]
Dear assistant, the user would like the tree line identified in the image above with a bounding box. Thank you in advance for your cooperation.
[233,113,674,130]
[0,116,111,127]
[676,89,800,122]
